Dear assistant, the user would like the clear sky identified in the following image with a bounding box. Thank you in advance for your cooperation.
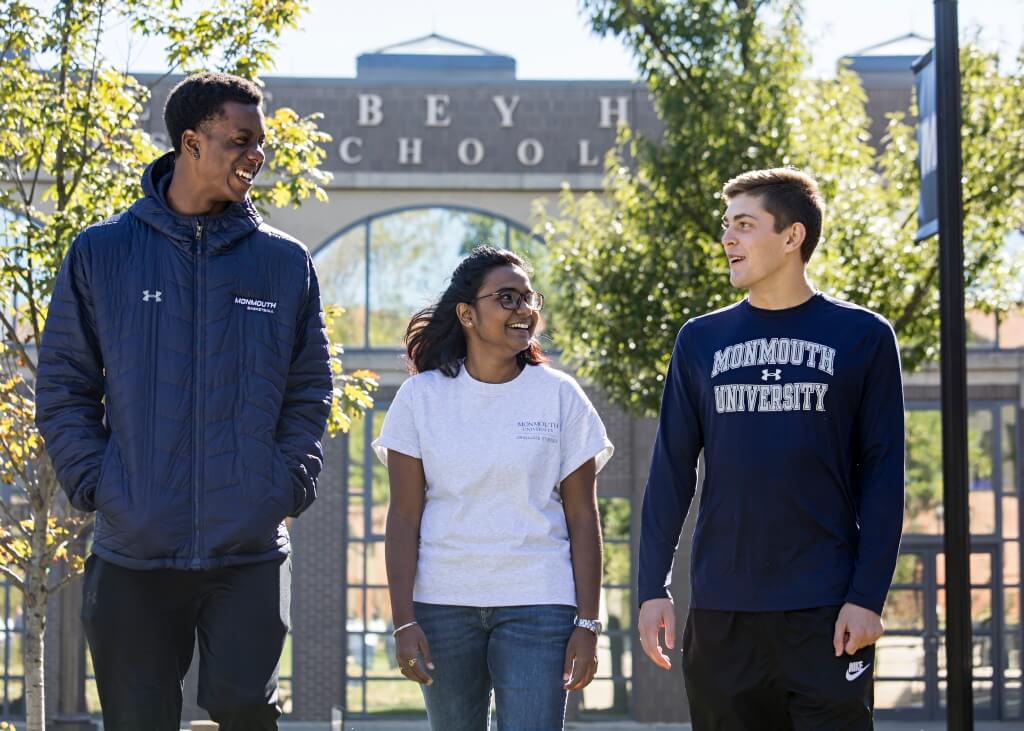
[92,0,1024,80]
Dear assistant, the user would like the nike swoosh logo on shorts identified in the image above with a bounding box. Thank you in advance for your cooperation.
[845,662,871,681]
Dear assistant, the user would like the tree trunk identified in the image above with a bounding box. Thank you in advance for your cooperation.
[25,520,49,731]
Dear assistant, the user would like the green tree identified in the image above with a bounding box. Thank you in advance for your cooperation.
[538,0,1024,416]
[0,2,375,728]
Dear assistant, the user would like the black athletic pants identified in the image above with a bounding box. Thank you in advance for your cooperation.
[682,606,874,731]
[81,553,291,731]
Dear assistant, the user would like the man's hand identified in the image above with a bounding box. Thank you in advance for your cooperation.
[833,602,884,656]
[638,598,676,669]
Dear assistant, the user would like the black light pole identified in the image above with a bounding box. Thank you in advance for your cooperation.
[934,0,973,728]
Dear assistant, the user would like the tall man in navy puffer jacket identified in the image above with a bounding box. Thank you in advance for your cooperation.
[36,72,333,730]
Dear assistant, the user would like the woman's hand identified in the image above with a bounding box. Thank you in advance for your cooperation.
[395,623,434,685]
[562,627,599,690]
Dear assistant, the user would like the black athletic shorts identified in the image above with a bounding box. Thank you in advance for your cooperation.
[682,606,874,731]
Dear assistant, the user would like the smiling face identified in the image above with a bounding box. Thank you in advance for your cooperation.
[181,101,266,210]
[458,264,541,360]
[721,192,804,292]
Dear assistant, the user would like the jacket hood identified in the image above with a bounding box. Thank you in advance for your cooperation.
[130,151,263,253]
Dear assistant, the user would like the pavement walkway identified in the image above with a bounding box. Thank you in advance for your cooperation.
[257,720,1021,731]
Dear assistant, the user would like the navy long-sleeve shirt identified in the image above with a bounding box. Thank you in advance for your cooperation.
[638,293,905,615]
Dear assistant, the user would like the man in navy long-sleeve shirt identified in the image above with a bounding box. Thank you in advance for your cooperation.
[637,168,904,730]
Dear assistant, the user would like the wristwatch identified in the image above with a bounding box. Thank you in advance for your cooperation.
[573,616,603,636]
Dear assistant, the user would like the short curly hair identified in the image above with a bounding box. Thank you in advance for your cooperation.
[723,168,826,262]
[163,72,263,154]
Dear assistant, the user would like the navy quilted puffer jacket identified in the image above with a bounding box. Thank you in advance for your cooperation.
[36,152,333,570]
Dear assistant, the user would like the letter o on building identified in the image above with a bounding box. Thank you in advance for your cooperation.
[457,138,485,167]
[516,138,544,167]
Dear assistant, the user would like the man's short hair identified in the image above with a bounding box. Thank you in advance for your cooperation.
[722,168,826,262]
[163,72,263,154]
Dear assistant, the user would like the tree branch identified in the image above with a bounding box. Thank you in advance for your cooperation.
[0,564,24,592]
[0,309,37,378]
[621,0,694,91]
[894,260,940,332]
[0,494,31,542]
[67,1,108,204]
[51,566,85,593]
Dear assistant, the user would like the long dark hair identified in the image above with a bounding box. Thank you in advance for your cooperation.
[405,246,547,376]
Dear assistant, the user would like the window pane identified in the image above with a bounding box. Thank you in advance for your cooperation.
[1004,404,1019,494]
[1007,541,1021,587]
[970,552,992,586]
[604,588,631,633]
[937,634,995,673]
[875,635,924,679]
[365,588,391,630]
[1004,681,1021,722]
[366,679,424,714]
[883,589,924,630]
[968,409,994,492]
[905,410,943,535]
[370,410,389,512]
[346,679,364,715]
[938,679,994,710]
[874,680,924,710]
[970,489,996,535]
[368,209,469,348]
[348,501,364,540]
[598,497,631,541]
[998,307,1024,349]
[892,553,925,585]
[599,632,632,680]
[347,589,365,625]
[316,225,367,349]
[365,541,387,587]
[1005,496,1020,539]
[509,227,557,336]
[935,588,994,632]
[966,311,997,348]
[603,543,630,586]
[1005,611,1021,675]
[347,541,365,585]
[461,213,506,252]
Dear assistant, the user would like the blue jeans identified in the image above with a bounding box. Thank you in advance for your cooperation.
[413,602,576,731]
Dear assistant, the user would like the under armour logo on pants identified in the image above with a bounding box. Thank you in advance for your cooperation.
[142,290,162,302]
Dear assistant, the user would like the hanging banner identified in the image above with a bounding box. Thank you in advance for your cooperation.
[914,48,939,241]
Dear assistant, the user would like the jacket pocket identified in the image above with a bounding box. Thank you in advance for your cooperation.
[272,445,303,516]
[93,439,127,514]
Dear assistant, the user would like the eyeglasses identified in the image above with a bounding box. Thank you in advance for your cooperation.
[472,289,545,312]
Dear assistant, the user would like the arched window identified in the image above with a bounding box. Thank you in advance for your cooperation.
[313,206,546,350]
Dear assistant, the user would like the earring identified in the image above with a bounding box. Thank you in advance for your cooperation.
[191,151,199,160]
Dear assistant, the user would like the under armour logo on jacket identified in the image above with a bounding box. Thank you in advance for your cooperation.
[142,290,162,302]
[761,368,782,381]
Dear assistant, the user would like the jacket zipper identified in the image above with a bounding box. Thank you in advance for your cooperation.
[191,220,205,569]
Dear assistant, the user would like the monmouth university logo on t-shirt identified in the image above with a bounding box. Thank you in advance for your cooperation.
[515,420,559,444]
[710,337,836,415]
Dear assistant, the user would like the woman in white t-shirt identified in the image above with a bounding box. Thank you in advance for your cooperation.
[373,246,614,730]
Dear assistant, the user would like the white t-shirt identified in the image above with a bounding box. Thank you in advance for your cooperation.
[372,363,614,607]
